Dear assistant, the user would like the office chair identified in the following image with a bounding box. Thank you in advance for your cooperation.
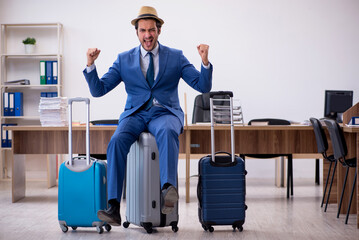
[192,92,244,125]
[324,119,357,224]
[241,118,293,198]
[192,92,229,123]
[309,118,337,211]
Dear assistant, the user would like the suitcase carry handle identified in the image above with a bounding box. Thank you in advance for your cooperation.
[214,151,231,155]
[207,152,238,167]
[209,91,235,162]
[68,97,90,166]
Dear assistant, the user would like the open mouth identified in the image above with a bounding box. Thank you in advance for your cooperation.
[144,38,153,49]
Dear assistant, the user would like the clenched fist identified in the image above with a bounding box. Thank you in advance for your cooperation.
[87,48,101,67]
[197,44,209,66]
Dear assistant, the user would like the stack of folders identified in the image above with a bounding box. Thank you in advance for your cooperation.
[3,92,23,116]
[40,60,58,85]
[41,92,58,98]
[1,123,17,148]
[38,97,68,126]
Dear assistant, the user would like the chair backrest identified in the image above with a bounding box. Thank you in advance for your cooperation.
[324,119,348,160]
[192,92,229,123]
[248,118,290,125]
[309,117,329,154]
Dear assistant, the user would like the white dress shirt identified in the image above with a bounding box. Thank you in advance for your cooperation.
[140,44,162,107]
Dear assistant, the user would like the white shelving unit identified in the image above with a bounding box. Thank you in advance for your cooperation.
[0,23,63,179]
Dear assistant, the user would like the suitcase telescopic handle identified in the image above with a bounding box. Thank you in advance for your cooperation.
[209,91,233,98]
[209,91,235,162]
[68,97,90,166]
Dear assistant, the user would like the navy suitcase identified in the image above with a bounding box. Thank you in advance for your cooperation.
[197,91,247,232]
[58,98,111,234]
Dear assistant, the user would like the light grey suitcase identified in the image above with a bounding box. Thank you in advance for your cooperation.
[122,132,179,234]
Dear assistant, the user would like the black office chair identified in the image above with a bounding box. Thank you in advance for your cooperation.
[309,118,337,211]
[324,119,357,224]
[192,92,229,123]
[241,118,293,198]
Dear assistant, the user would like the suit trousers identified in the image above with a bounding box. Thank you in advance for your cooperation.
[107,106,182,203]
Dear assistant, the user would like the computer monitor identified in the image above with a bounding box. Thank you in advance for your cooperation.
[324,90,353,123]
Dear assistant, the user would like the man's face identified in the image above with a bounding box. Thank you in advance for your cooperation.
[136,19,161,51]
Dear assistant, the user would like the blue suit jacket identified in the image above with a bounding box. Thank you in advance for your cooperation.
[83,43,213,128]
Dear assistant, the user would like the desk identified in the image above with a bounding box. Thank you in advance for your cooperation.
[343,126,359,228]
[6,125,358,228]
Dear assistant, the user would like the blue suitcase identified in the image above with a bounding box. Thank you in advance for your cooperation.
[197,91,247,232]
[58,98,111,234]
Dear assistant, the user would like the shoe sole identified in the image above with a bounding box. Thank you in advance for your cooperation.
[97,211,121,226]
[161,186,179,215]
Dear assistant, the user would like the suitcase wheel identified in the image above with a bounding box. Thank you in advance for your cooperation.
[60,223,68,233]
[142,222,153,234]
[105,224,112,232]
[172,226,178,232]
[96,226,104,234]
[202,224,214,232]
[232,224,243,232]
[123,221,130,228]
[201,224,207,231]
[144,225,153,234]
[170,222,179,232]
[71,227,77,230]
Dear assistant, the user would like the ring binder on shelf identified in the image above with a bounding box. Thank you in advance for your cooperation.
[3,92,9,116]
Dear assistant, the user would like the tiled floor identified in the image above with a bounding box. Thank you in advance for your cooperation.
[0,178,358,240]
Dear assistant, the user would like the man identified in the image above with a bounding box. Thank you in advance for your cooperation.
[83,6,212,226]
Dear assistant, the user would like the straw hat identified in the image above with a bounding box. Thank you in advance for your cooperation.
[131,6,164,26]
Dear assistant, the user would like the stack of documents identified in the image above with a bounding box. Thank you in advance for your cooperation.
[39,97,68,126]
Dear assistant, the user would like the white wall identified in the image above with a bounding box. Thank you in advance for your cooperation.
[1,0,359,178]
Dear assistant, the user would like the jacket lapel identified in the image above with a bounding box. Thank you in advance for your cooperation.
[132,45,148,85]
[153,43,168,88]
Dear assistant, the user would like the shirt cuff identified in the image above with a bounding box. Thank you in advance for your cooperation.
[202,62,211,69]
[86,64,96,73]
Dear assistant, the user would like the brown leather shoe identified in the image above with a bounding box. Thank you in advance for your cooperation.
[97,205,121,226]
[161,185,179,214]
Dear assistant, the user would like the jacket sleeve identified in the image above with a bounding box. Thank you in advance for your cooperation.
[180,53,213,93]
[83,55,123,97]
